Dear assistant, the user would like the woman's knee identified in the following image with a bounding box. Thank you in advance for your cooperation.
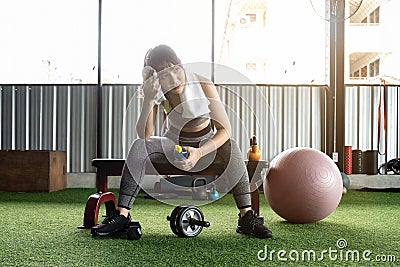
[218,139,243,159]
[126,138,159,159]
[126,138,150,160]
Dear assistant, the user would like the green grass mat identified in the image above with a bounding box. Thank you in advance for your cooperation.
[0,189,399,266]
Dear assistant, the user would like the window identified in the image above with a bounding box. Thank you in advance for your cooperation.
[369,59,380,77]
[216,0,326,84]
[362,7,380,24]
[0,0,98,83]
[102,0,212,83]
[361,66,367,77]
[246,13,257,23]
[246,62,257,71]
[240,17,248,25]
[371,7,380,23]
[374,59,380,76]
[369,62,375,77]
[369,13,374,23]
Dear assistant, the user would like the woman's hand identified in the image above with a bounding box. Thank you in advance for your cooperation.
[141,66,161,101]
[142,75,161,101]
[174,146,202,171]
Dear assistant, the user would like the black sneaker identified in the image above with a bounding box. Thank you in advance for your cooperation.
[91,210,131,236]
[236,210,273,238]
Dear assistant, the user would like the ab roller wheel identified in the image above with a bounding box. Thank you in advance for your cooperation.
[167,205,210,238]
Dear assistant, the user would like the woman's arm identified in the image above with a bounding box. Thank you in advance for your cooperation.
[135,97,158,140]
[197,75,231,156]
[175,74,232,171]
[136,75,161,140]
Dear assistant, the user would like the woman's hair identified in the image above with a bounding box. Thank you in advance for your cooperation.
[144,44,182,72]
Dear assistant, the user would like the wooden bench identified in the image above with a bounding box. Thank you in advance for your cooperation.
[80,157,268,228]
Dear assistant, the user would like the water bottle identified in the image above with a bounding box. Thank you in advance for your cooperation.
[174,145,188,161]
[208,186,219,200]
[247,135,261,161]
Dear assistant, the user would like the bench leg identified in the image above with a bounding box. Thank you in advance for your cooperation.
[79,192,116,229]
[250,183,260,214]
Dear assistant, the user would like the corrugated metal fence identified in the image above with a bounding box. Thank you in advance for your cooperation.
[0,84,398,172]
[345,85,400,164]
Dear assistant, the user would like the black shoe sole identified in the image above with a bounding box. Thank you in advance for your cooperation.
[91,223,130,237]
[236,226,273,239]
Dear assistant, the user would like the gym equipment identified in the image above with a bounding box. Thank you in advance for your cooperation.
[167,205,210,237]
[126,221,142,240]
[342,187,348,195]
[264,147,342,223]
[208,186,219,200]
[362,150,378,175]
[82,159,265,228]
[192,177,208,200]
[153,175,215,195]
[352,149,363,174]
[379,158,400,175]
[341,172,350,189]
[144,192,178,199]
[94,205,208,239]
[247,135,261,161]
[344,145,352,174]
[91,220,142,240]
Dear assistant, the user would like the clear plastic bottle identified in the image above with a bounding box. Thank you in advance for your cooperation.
[174,145,188,161]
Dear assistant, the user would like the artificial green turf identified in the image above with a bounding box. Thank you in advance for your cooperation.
[0,189,399,266]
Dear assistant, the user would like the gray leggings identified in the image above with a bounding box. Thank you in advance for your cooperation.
[118,129,252,210]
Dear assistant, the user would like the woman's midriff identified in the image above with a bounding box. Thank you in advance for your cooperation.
[169,118,211,132]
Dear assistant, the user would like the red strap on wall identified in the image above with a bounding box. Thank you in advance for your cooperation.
[377,79,387,155]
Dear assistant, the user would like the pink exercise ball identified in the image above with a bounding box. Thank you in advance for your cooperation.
[264,147,342,223]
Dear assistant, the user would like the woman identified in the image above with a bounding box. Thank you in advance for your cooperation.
[92,45,272,238]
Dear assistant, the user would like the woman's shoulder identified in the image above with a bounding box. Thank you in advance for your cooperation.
[193,73,215,91]
[194,73,212,83]
[192,73,219,99]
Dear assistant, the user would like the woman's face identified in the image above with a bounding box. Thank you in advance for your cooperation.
[157,64,186,95]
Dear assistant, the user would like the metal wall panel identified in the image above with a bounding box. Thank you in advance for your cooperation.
[101,84,142,159]
[83,86,97,171]
[122,85,141,157]
[215,85,325,161]
[0,85,97,172]
[15,86,27,149]
[1,86,12,150]
[267,86,283,158]
[41,85,54,150]
[345,85,400,165]
[0,84,398,172]
[69,86,82,172]
[386,86,399,160]
[56,86,68,152]
[29,86,41,150]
